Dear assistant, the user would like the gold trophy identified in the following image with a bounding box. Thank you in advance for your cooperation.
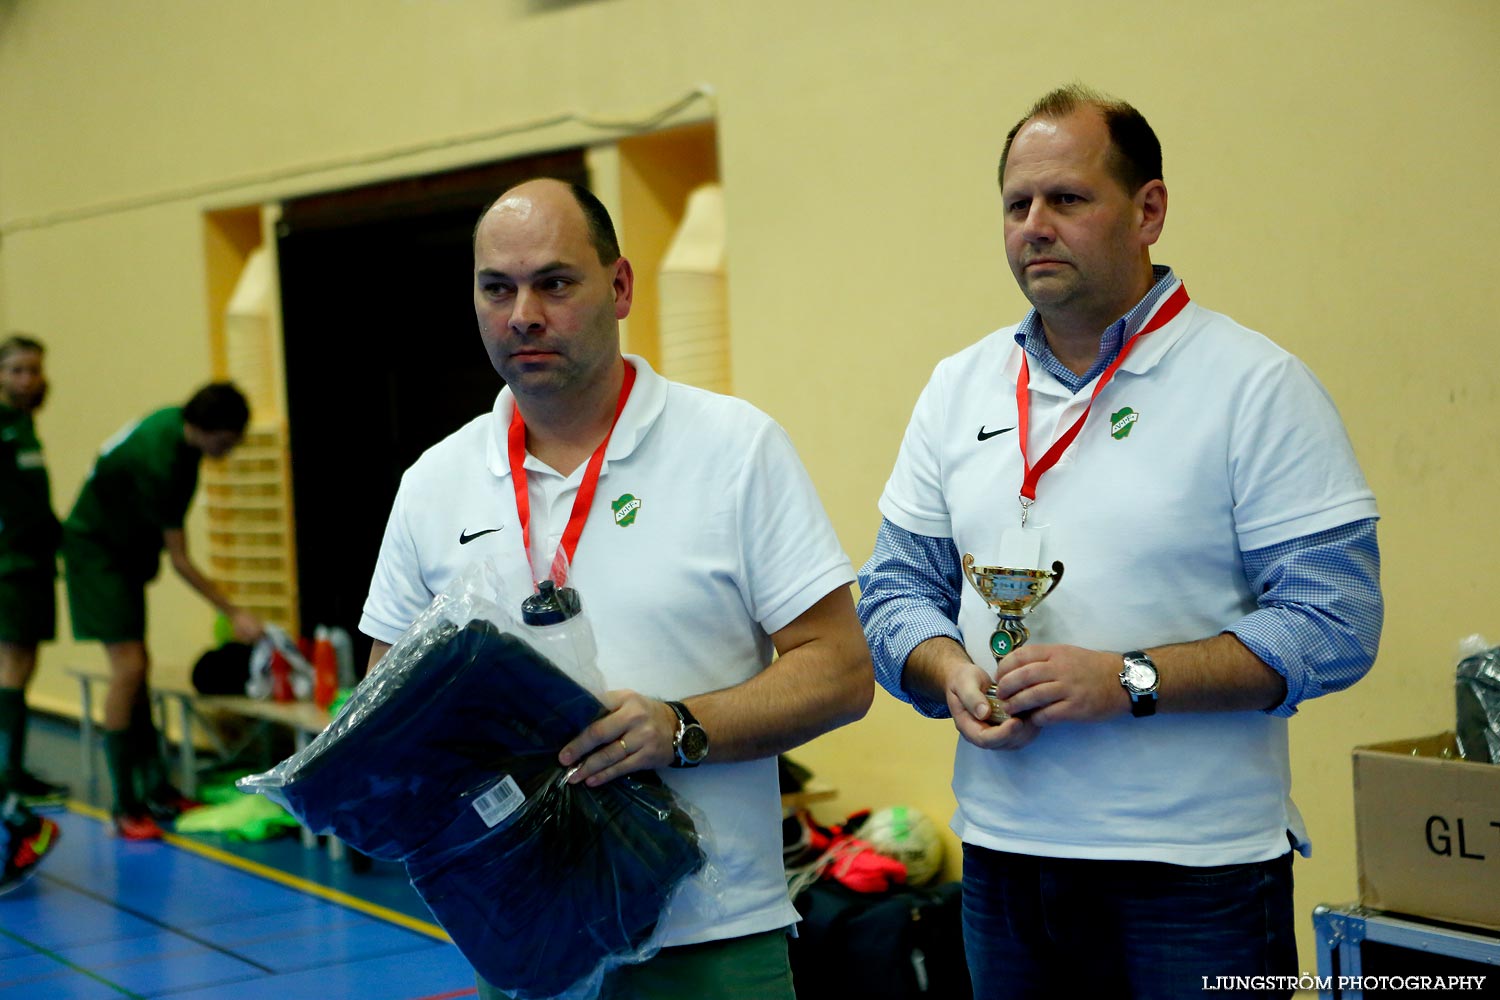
[961,554,1065,719]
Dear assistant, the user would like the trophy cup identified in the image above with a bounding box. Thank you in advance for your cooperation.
[961,554,1065,719]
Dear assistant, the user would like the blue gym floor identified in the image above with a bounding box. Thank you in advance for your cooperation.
[0,715,480,999]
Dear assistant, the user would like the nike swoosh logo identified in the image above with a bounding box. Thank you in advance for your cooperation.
[977,425,1016,441]
[458,527,504,545]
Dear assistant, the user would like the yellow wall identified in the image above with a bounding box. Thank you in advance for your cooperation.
[3,0,1498,972]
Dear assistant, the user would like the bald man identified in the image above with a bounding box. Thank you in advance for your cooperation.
[360,179,872,999]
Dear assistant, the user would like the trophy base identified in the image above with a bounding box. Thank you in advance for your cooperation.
[984,684,1010,722]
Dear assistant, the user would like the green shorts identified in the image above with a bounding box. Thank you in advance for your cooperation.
[476,928,795,1000]
[0,572,56,644]
[62,536,146,643]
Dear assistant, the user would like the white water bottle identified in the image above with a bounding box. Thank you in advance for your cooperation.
[518,580,602,694]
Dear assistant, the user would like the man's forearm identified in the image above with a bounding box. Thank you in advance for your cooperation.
[993,632,1289,725]
[169,551,234,615]
[900,634,977,707]
[554,586,874,787]
[857,518,968,717]
[688,588,873,763]
[1149,632,1287,713]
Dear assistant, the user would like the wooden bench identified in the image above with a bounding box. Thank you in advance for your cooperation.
[67,668,337,854]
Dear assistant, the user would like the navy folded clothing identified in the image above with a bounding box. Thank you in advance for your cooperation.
[408,762,701,998]
[274,619,607,858]
[255,617,705,998]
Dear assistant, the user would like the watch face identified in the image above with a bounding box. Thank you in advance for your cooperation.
[679,724,709,763]
[1123,660,1157,692]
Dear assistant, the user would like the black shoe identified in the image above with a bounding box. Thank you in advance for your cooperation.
[7,770,69,805]
[144,785,201,823]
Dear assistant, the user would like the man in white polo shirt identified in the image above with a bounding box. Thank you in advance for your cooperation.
[361,178,872,999]
[858,86,1383,997]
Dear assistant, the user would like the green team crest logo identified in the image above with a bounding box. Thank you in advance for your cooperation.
[611,493,642,527]
[1109,407,1139,440]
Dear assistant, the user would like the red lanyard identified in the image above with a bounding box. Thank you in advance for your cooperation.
[507,361,637,586]
[1015,284,1189,523]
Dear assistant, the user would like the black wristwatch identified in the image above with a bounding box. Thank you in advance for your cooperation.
[1119,651,1159,718]
[666,700,709,767]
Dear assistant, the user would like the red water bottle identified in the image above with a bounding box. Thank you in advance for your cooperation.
[312,625,338,710]
[269,650,294,702]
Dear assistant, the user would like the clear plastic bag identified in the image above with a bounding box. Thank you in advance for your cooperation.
[239,562,710,999]
[1455,634,1500,764]
[244,623,314,700]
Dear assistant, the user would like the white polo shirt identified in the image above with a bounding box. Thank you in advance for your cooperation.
[880,283,1378,865]
[363,355,854,945]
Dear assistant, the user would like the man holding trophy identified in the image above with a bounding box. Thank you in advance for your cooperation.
[857,86,1383,996]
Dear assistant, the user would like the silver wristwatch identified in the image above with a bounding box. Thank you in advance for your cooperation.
[1119,650,1159,718]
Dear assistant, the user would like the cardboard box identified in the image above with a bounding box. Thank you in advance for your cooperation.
[1353,732,1500,931]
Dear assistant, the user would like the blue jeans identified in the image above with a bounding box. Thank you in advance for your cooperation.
[961,844,1297,999]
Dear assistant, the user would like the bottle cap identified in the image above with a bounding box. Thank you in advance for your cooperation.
[520,579,583,626]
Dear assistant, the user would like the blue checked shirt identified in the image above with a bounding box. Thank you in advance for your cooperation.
[858,267,1383,718]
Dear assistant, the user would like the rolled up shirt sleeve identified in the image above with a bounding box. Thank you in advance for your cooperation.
[1227,517,1383,717]
[857,517,966,719]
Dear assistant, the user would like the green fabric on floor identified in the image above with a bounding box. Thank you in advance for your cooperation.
[327,688,352,717]
[193,770,256,806]
[174,793,301,841]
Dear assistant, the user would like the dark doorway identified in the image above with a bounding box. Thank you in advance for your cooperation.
[276,151,588,660]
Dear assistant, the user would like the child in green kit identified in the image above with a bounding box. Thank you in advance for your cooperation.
[63,382,264,839]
